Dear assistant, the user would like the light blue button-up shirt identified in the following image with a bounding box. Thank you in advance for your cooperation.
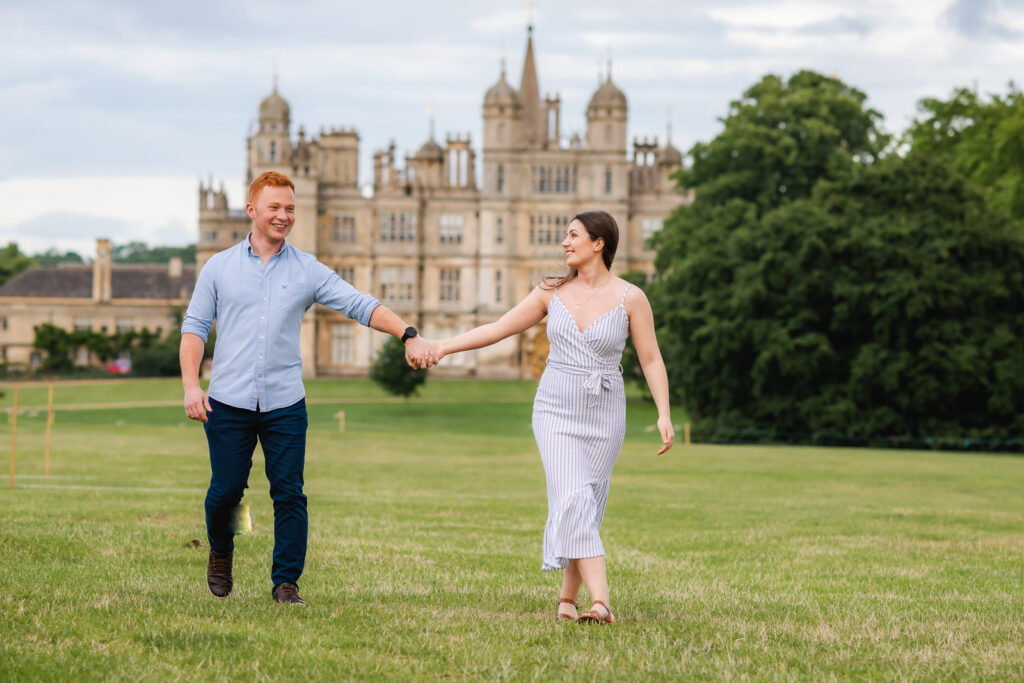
[182,237,380,412]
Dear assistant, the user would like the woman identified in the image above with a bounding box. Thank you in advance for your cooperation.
[429,210,674,624]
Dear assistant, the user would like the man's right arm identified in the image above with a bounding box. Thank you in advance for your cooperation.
[180,261,217,423]
[180,333,212,422]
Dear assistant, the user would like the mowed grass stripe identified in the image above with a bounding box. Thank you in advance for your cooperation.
[1,378,1022,680]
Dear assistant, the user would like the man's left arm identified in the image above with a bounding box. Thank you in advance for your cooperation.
[313,263,434,368]
[365,305,434,368]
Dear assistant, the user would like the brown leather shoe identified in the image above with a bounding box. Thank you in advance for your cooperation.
[272,582,307,606]
[206,550,233,597]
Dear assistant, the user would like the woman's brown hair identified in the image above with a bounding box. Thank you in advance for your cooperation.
[539,210,620,290]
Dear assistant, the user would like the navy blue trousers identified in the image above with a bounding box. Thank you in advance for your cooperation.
[204,397,308,590]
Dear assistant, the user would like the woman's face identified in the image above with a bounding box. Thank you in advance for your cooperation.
[562,219,603,269]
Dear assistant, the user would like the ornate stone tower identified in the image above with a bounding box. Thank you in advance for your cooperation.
[586,67,628,154]
[247,81,293,182]
[483,60,520,151]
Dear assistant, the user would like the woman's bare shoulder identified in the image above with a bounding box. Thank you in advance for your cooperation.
[528,282,557,308]
[621,279,651,313]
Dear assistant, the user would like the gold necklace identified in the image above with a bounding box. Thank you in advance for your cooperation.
[570,276,612,310]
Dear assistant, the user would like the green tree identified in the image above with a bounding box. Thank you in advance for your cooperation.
[32,324,75,372]
[30,320,200,378]
[130,330,183,376]
[32,248,84,266]
[370,337,427,408]
[678,70,888,216]
[655,153,1024,448]
[652,71,1024,449]
[112,242,196,264]
[906,84,1024,221]
[0,242,36,286]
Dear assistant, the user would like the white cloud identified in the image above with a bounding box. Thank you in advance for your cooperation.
[0,176,219,254]
[0,78,78,106]
[471,8,536,33]
[709,1,846,29]
[579,31,680,48]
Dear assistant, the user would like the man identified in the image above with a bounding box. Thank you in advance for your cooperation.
[181,170,434,605]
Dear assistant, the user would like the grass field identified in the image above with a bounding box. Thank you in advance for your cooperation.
[1,378,1022,680]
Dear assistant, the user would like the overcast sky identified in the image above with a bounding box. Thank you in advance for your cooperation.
[2,0,1023,256]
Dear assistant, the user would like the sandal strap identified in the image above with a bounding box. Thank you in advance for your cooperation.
[582,601,613,620]
[559,598,578,607]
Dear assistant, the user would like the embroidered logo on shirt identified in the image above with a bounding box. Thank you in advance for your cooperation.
[281,284,288,289]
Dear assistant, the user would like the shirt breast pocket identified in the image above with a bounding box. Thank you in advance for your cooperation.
[273,280,310,312]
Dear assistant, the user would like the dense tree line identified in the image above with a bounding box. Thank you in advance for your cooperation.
[647,72,1024,450]
[31,316,214,378]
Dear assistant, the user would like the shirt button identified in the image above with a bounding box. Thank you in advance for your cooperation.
[253,391,258,397]
[261,316,266,320]
[258,355,263,360]
[260,336,264,340]
[263,297,267,301]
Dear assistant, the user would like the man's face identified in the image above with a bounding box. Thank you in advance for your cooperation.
[247,185,296,244]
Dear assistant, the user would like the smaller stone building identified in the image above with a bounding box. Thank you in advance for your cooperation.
[0,239,196,369]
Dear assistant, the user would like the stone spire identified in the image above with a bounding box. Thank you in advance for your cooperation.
[518,25,544,146]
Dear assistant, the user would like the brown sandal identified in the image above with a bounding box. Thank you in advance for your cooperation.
[577,600,615,624]
[556,598,578,622]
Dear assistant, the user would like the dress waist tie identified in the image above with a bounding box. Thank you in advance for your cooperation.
[545,359,623,408]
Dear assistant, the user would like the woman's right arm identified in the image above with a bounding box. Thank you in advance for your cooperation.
[435,286,549,361]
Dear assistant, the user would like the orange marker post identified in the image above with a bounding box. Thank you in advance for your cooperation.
[684,422,691,446]
[45,382,54,477]
[336,410,346,433]
[9,386,18,490]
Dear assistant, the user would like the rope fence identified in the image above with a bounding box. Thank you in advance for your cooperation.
[5,383,1021,490]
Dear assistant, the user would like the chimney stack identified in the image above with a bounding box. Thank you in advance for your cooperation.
[93,238,112,302]
[168,257,183,278]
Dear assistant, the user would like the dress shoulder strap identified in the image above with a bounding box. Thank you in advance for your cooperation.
[620,282,631,305]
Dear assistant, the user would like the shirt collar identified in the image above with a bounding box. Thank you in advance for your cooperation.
[242,233,290,260]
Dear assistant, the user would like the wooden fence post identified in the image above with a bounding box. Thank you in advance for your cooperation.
[45,383,54,477]
[9,386,18,490]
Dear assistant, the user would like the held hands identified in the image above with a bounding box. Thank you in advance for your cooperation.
[405,336,441,370]
[656,415,675,455]
[184,386,212,423]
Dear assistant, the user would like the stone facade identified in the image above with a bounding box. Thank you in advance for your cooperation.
[198,28,689,378]
[0,239,195,369]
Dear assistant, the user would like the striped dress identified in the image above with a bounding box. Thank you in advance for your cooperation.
[532,283,631,571]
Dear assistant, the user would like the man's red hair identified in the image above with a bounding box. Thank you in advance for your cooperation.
[248,171,295,205]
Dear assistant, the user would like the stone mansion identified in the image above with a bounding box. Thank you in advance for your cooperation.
[198,28,688,378]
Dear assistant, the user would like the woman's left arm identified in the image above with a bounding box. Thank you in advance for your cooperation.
[627,287,674,455]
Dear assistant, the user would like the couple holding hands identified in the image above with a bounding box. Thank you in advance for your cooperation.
[181,171,673,622]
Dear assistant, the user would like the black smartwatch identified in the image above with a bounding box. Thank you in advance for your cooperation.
[401,326,418,343]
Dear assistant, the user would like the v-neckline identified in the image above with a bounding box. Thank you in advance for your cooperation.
[554,292,623,336]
